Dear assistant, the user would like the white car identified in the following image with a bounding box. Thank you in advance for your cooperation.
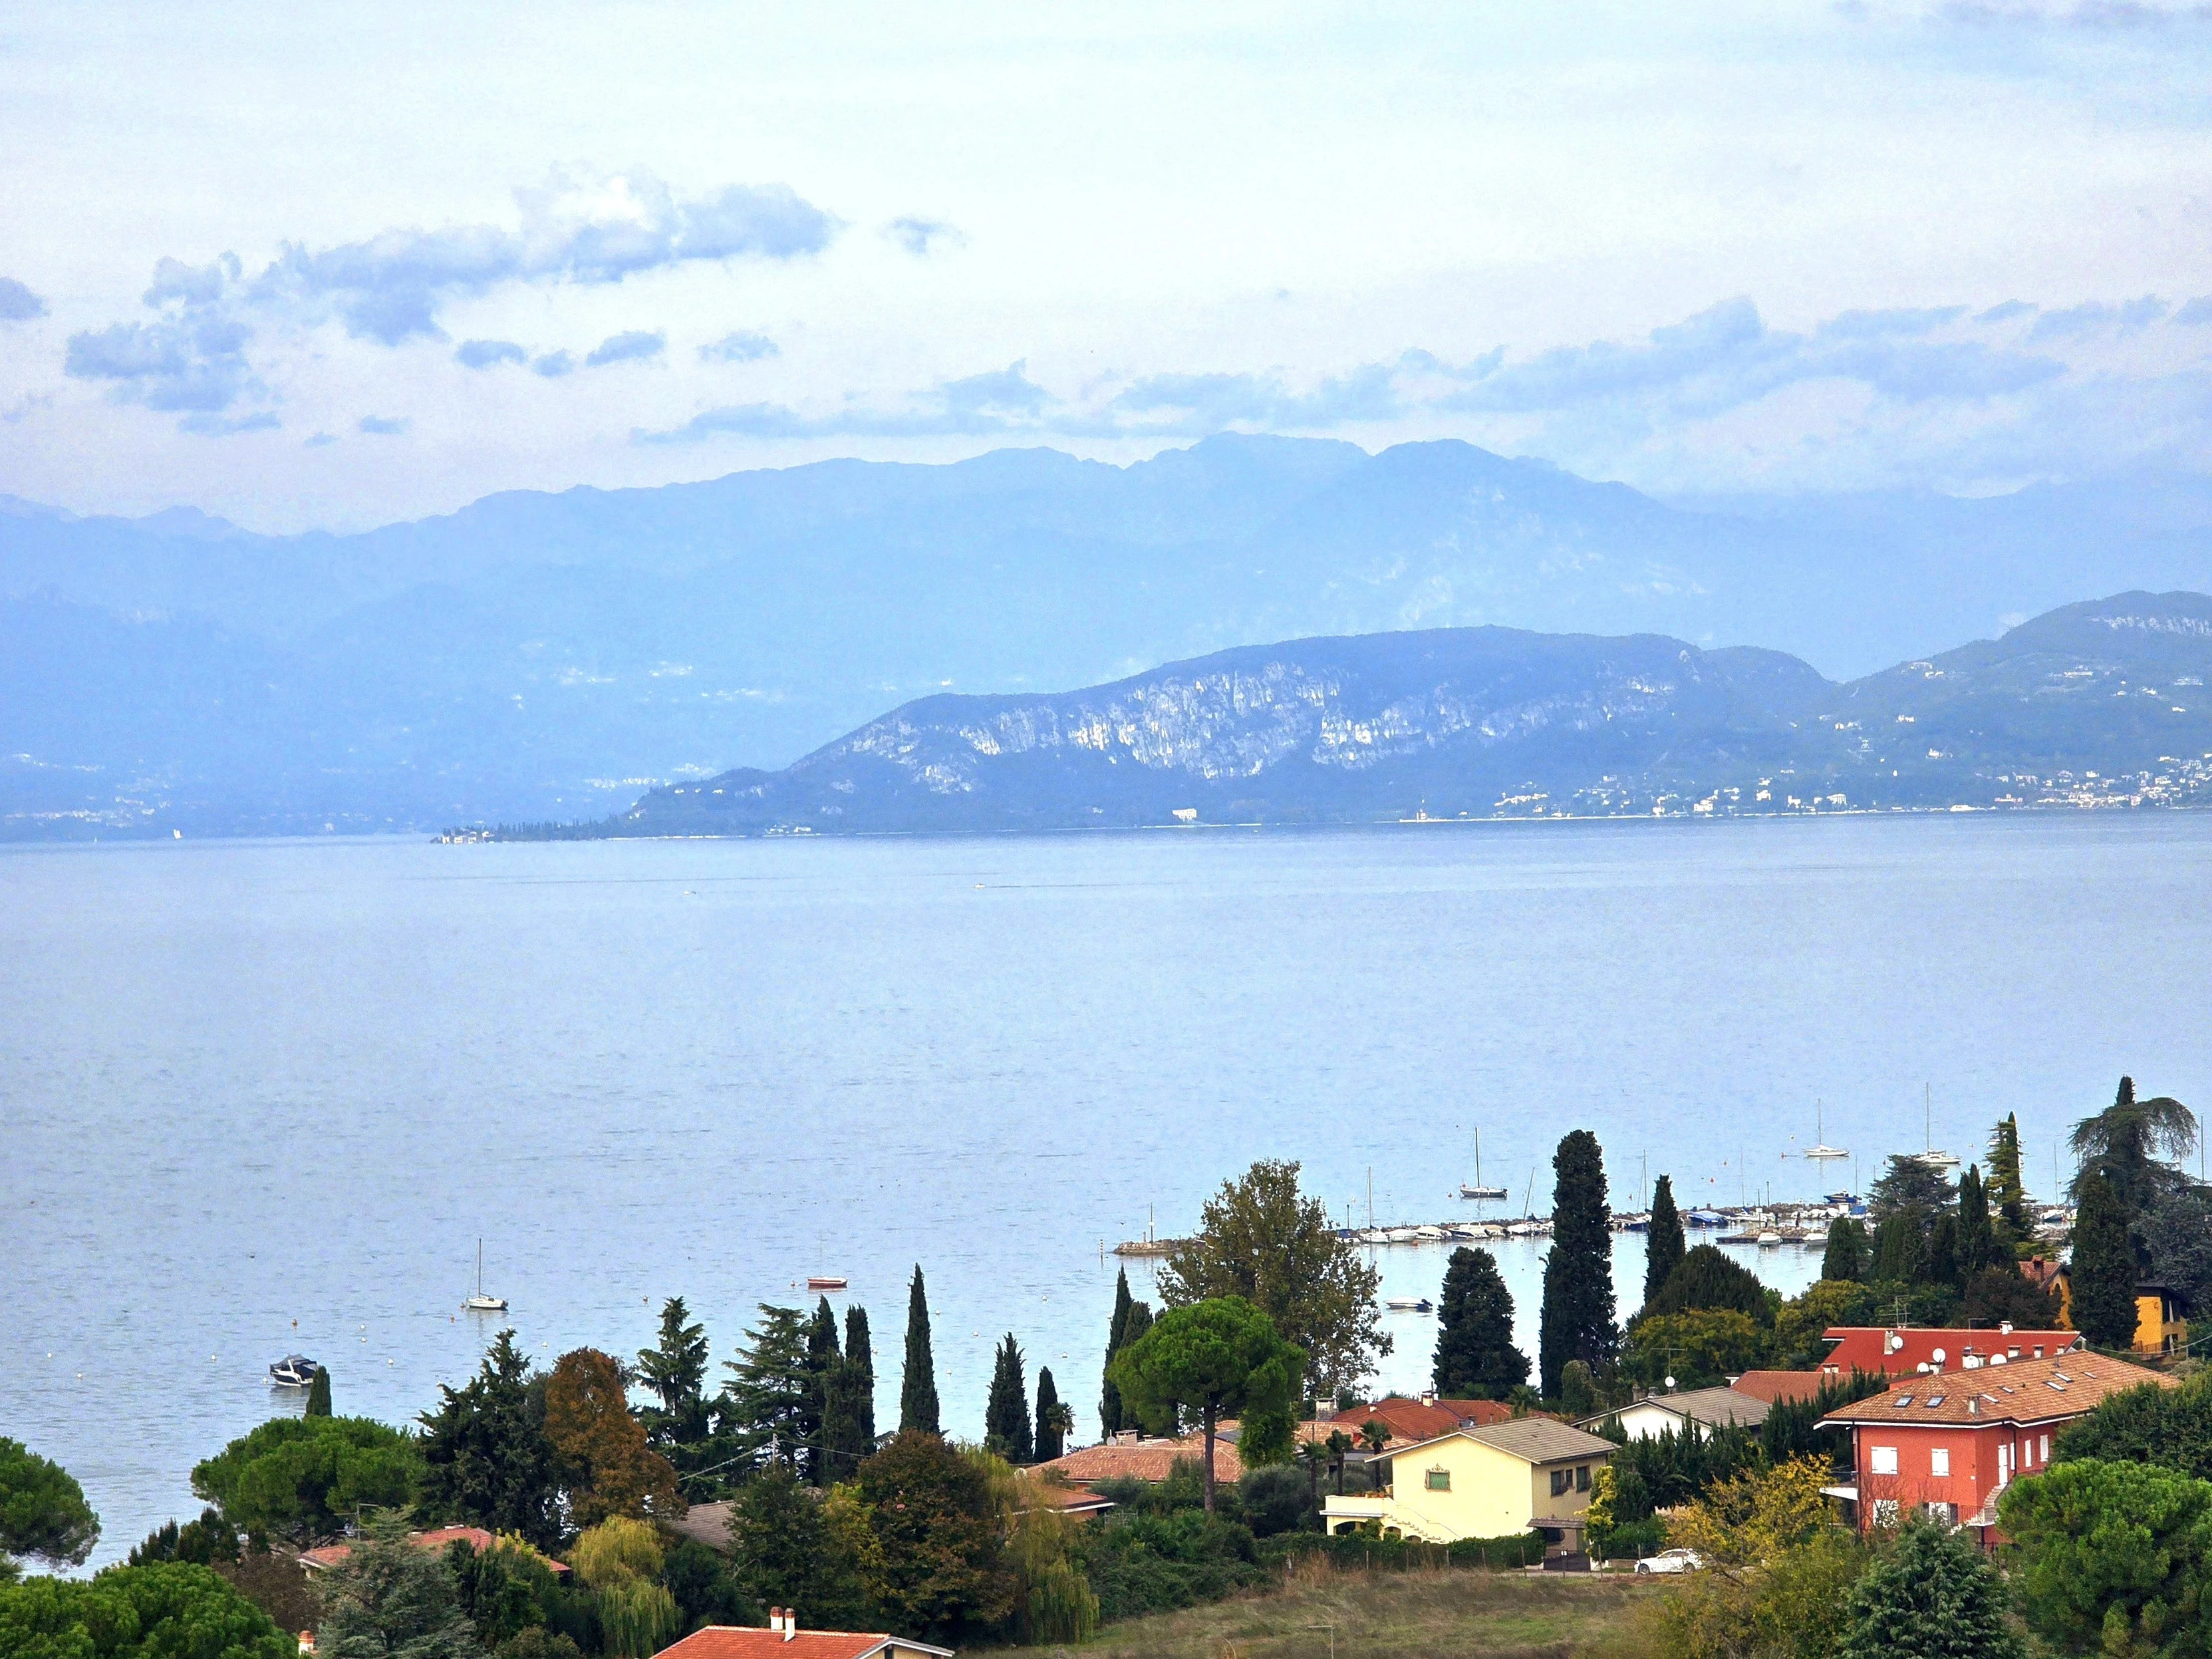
[1635,1549,1707,1575]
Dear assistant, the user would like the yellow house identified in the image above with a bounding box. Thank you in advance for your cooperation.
[1319,1418,1614,1557]
[2040,1265,2190,1356]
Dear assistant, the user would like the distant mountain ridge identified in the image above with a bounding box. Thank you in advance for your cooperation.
[610,592,2212,836]
[13,436,2212,837]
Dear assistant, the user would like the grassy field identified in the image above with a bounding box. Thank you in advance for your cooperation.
[999,1559,1660,1658]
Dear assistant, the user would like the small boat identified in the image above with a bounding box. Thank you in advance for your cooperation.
[807,1276,849,1291]
[1756,1231,1783,1247]
[464,1239,507,1312]
[1383,1296,1434,1313]
[1804,1101,1850,1163]
[269,1354,319,1388]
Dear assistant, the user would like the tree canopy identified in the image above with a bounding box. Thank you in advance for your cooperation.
[725,1465,871,1634]
[190,1416,422,1546]
[1619,1308,1769,1390]
[1838,1517,2022,1659]
[1432,1246,1528,1400]
[2055,1368,2212,1477]
[316,1513,483,1659]
[2069,1169,2141,1350]
[1157,1159,1386,1400]
[900,1266,940,1435]
[416,1330,561,1549]
[1867,1154,1957,1221]
[1538,1130,1617,1400]
[1640,1243,1771,1324]
[855,1432,1014,1641]
[984,1336,1034,1465]
[1820,1216,1869,1282]
[1109,1296,1305,1514]
[722,1306,815,1476]
[634,1297,710,1451]
[542,1348,680,1527]
[1643,1175,1685,1307]
[0,1562,293,1659]
[2071,1076,2197,1220]
[0,1439,98,1574]
[2000,1457,2212,1659]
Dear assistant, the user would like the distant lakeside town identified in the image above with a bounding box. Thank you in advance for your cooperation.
[6,1076,2208,1658]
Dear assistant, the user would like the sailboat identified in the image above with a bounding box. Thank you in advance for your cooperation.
[1918,1085,1961,1171]
[1804,1100,1850,1165]
[463,1239,507,1312]
[1458,1128,1509,1201]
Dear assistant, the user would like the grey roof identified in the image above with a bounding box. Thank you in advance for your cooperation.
[1588,1386,1772,1431]
[1453,1416,1617,1465]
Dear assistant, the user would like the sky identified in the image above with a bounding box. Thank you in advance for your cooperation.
[1,1,2210,530]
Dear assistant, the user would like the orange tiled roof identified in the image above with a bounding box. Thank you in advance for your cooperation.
[1331,1395,1521,1442]
[1029,1433,1242,1487]
[654,1628,948,1659]
[1816,1350,2174,1429]
[1726,1370,1832,1406]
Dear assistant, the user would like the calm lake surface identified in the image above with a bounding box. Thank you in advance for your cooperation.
[5,814,2209,1565]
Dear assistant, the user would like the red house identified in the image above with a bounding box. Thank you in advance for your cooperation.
[1816,1350,2173,1543]
[1817,1325,2080,1376]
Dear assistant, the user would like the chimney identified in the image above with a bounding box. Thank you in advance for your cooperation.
[783,1609,798,1643]
[768,1608,784,1635]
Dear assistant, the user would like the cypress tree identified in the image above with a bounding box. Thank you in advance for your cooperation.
[1433,1246,1530,1399]
[900,1265,939,1434]
[1957,1165,1997,1279]
[1927,1211,1961,1289]
[1822,1216,1868,1282]
[2070,1170,2139,1350]
[803,1296,840,1484]
[1989,1114,2030,1247]
[985,1334,1033,1462]
[1871,1209,1927,1284]
[305,1366,332,1418]
[1100,1268,1135,1437]
[1034,1366,1066,1462]
[1538,1130,1617,1400]
[844,1305,876,1450]
[1643,1175,1685,1307]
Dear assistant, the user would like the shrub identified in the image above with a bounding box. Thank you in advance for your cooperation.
[1237,1465,1313,1537]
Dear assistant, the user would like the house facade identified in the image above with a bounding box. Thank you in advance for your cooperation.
[1319,1418,1614,1557]
[1578,1385,1770,1441]
[1816,1350,2175,1543]
[1816,1324,2080,1376]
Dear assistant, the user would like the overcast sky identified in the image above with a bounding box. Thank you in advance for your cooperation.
[1,1,2209,529]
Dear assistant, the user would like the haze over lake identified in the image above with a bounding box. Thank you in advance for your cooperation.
[6,812,2207,1565]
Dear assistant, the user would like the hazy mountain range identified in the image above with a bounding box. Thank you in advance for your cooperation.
[11,436,2212,837]
[608,592,2212,837]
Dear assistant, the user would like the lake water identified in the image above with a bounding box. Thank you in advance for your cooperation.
[5,813,2209,1567]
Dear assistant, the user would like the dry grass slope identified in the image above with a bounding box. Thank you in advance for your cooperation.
[1000,1558,1659,1659]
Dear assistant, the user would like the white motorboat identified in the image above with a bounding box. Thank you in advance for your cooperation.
[464,1239,507,1312]
[269,1354,319,1388]
[1383,1296,1434,1313]
[1756,1231,1783,1247]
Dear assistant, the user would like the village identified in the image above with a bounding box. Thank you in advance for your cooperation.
[3,1079,2205,1658]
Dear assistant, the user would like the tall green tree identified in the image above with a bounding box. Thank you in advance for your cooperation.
[192,1418,422,1546]
[855,1432,1015,1641]
[1642,1244,1770,1322]
[845,1305,877,1447]
[1989,1113,2030,1247]
[1034,1368,1068,1463]
[725,1465,871,1633]
[1838,1517,2023,1659]
[1955,1165,1996,1282]
[305,1366,332,1419]
[1869,1209,1928,1284]
[317,1513,484,1659]
[1157,1159,1387,1401]
[635,1297,711,1451]
[2001,1455,2212,1658]
[985,1336,1034,1463]
[1643,1175,1685,1307]
[900,1266,940,1435]
[1868,1154,1957,1220]
[0,1439,98,1575]
[1431,1247,1528,1399]
[1821,1216,1869,1282]
[1926,1211,1961,1288]
[417,1330,561,1549]
[724,1306,815,1473]
[804,1298,841,1485]
[2071,1076,2198,1220]
[1537,1130,1617,1400]
[1099,1269,1135,1437]
[1109,1296,1306,1514]
[2071,1169,2141,1350]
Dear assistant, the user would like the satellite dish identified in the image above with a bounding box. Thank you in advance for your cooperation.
[1916,1362,1931,1374]
[1887,1334,1904,1352]
[1931,1348,1947,1363]
[1664,1375,1676,1390]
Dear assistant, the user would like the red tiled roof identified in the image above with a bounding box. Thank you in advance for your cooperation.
[1331,1396,1520,1442]
[1012,1476,1116,1516]
[300,1527,567,1575]
[1816,1350,2173,1429]
[655,1626,948,1659]
[1029,1434,1242,1487]
[1820,1326,2080,1375]
[1727,1370,1832,1406]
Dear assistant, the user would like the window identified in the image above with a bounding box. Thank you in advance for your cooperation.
[1872,1499,1901,1525]
[1930,1448,1950,1477]
[1925,1501,1957,1525]
[1551,1469,1572,1497]
[1869,1445,1899,1475]
[1576,1464,1591,1493]
[1425,1467,1451,1491]
[2040,1434,2050,1463]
